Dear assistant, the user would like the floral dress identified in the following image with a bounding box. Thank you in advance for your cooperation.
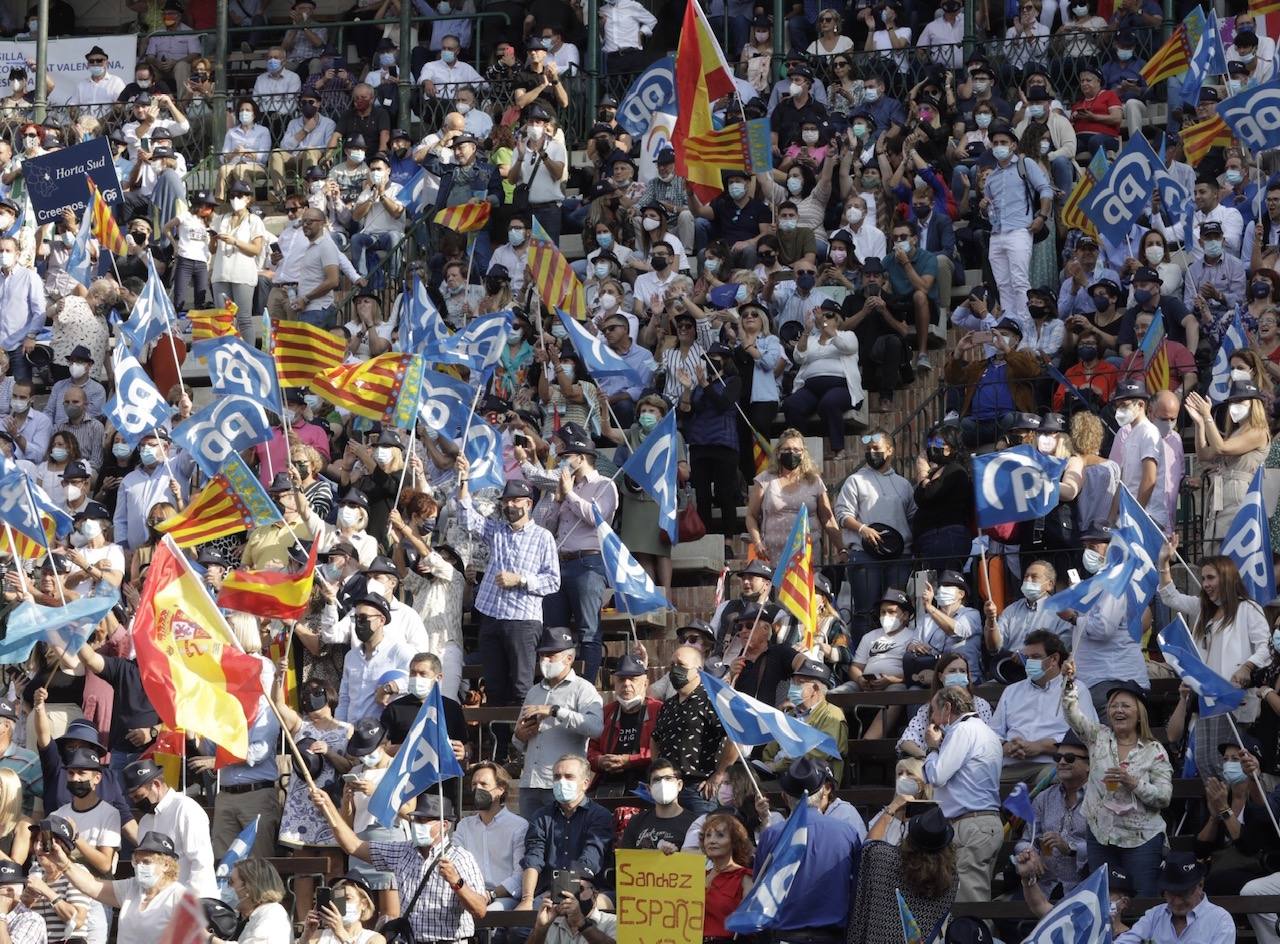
[279,718,351,847]
[51,297,110,382]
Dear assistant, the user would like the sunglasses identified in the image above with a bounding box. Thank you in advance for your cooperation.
[1054,753,1083,763]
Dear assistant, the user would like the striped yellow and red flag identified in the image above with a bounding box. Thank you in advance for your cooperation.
[132,536,268,759]
[1139,17,1195,85]
[771,505,818,648]
[157,456,280,548]
[1140,315,1171,393]
[529,217,587,319]
[671,0,736,199]
[312,351,424,424]
[86,178,127,255]
[141,725,187,788]
[434,200,492,234]
[189,301,238,341]
[1181,114,1234,166]
[1249,0,1280,16]
[273,318,346,387]
[1062,148,1106,238]
[683,119,773,188]
[217,541,317,620]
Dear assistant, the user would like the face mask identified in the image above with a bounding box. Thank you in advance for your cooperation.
[728,183,747,200]
[598,291,617,309]
[230,196,249,212]
[353,618,376,643]
[50,447,68,463]
[1116,48,1133,60]
[238,110,254,125]
[755,29,771,40]
[132,795,156,816]
[337,506,362,529]
[558,363,577,382]
[310,180,325,194]
[526,124,543,143]
[942,672,969,688]
[1226,169,1244,185]
[343,903,360,925]
[140,445,161,467]
[348,149,365,163]
[65,361,91,381]
[0,252,15,269]
[552,778,579,803]
[594,261,613,281]
[301,688,328,713]
[1022,579,1046,602]
[319,562,341,583]
[895,776,919,796]
[783,176,806,197]
[801,129,820,146]
[820,250,846,269]
[1025,105,1044,119]
[795,272,816,292]
[1023,657,1046,681]
[411,822,436,846]
[359,749,382,768]
[370,170,387,185]
[788,81,804,98]
[895,239,912,255]
[266,57,283,73]
[1114,407,1136,426]
[866,451,889,470]
[636,412,659,432]
[733,283,750,304]
[651,779,679,805]
[640,215,663,233]
[89,66,105,79]
[779,451,803,471]
[862,85,882,103]
[305,395,323,413]
[780,218,798,233]
[1073,2,1088,11]
[847,207,864,225]
[1093,293,1113,312]
[787,683,805,705]
[407,676,433,698]
[112,441,131,460]
[1243,50,1258,63]
[503,502,526,524]
[378,51,397,68]
[508,228,525,246]
[1077,344,1098,362]
[134,864,159,889]
[1082,548,1106,573]
[1223,759,1247,785]
[442,50,457,64]
[1038,139,1051,155]
[540,657,565,680]
[992,144,1011,161]
[1273,628,1280,650]
[1036,434,1056,455]
[973,79,990,93]
[880,614,900,633]
[67,779,93,798]
[1230,402,1251,423]
[668,665,690,689]
[592,229,614,249]
[64,484,86,506]
[1232,367,1254,384]
[1204,239,1223,257]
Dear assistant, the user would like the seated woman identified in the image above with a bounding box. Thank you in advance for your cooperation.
[217,96,271,201]
[782,301,864,459]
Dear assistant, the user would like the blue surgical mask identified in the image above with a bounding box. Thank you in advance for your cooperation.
[1026,104,1045,119]
[728,182,747,200]
[1204,239,1223,257]
[380,52,396,67]
[1133,287,1154,306]
[942,672,968,688]
[551,778,578,803]
[786,177,804,195]
[596,232,613,249]
[991,144,1011,161]
[441,50,456,64]
[1272,629,1280,650]
[1226,169,1244,185]
[1023,657,1045,682]
[1223,760,1247,785]
[975,112,992,128]
[787,683,804,705]
[508,228,525,246]
[267,57,282,72]
[735,283,749,303]
[1116,48,1133,60]
[638,412,658,431]
[112,441,132,460]
[863,87,879,102]
[139,445,157,466]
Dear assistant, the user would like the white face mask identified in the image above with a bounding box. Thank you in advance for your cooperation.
[231,196,248,211]
[343,903,360,925]
[366,576,390,598]
[895,776,919,797]
[373,447,393,465]
[1231,368,1252,383]
[66,484,84,504]
[650,779,679,805]
[1229,402,1251,423]
[239,110,254,125]
[410,821,436,846]
[134,864,160,889]
[1037,434,1057,454]
[80,518,101,539]
[69,363,88,379]
[0,251,15,269]
[1144,245,1164,264]
[802,129,820,145]
[935,586,959,606]
[1021,579,1045,601]
[1082,548,1106,574]
[407,676,434,698]
[337,506,361,528]
[598,292,617,309]
[359,750,382,767]
[642,216,661,232]
[1114,406,1136,426]
[540,657,565,680]
[310,180,325,194]
[788,81,804,98]
[348,149,365,164]
[370,170,387,185]
[616,694,644,710]
[846,207,864,225]
[880,614,900,632]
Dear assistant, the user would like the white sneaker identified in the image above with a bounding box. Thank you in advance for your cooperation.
[915,353,932,371]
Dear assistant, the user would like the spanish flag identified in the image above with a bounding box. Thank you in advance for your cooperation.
[528,217,587,319]
[1181,113,1233,166]
[157,455,281,548]
[273,319,346,387]
[434,200,492,234]
[313,352,425,426]
[189,301,238,342]
[132,536,267,759]
[87,178,128,255]
[771,505,818,648]
[217,540,318,620]
[671,0,736,200]
[141,725,187,788]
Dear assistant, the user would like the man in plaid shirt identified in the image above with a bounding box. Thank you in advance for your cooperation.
[637,148,696,253]
[456,462,561,711]
[0,860,44,944]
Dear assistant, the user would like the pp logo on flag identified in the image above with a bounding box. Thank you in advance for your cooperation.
[210,347,276,400]
[642,432,676,510]
[1220,89,1280,150]
[979,452,1056,516]
[750,829,808,920]
[115,368,170,436]
[181,400,271,470]
[1091,153,1150,225]
[1221,501,1270,588]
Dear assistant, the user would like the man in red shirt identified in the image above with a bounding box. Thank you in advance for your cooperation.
[1070,65,1123,156]
[1053,327,1120,411]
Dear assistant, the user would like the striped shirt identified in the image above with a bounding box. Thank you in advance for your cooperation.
[29,874,95,942]
[458,496,560,621]
[368,840,485,940]
[2,903,47,944]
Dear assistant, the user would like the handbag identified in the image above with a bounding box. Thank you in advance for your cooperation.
[658,487,706,545]
[511,149,545,214]
[381,841,453,944]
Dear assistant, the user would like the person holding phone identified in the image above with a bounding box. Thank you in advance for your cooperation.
[300,877,384,944]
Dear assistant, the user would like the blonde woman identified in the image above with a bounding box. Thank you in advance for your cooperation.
[807,8,854,56]
[220,858,292,943]
[340,431,412,554]
[1185,386,1269,541]
[864,757,933,844]
[1064,412,1119,542]
[0,769,30,864]
[301,876,385,944]
[211,182,268,345]
[746,429,842,565]
[307,488,377,566]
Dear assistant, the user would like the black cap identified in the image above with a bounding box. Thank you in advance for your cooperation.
[779,757,831,797]
[536,627,576,654]
[1008,411,1042,432]
[788,64,814,81]
[1080,520,1113,543]
[123,759,164,790]
[64,747,102,771]
[35,815,76,849]
[612,653,648,678]
[500,479,537,500]
[879,588,914,614]
[228,179,252,197]
[0,861,23,885]
[1159,851,1203,892]
[734,603,766,625]
[1112,379,1149,403]
[150,145,176,159]
[1089,277,1121,297]
[906,806,954,852]
[1132,266,1161,284]
[390,127,411,142]
[304,165,326,181]
[196,546,228,567]
[85,45,108,60]
[347,718,386,757]
[1229,59,1249,75]
[190,189,216,207]
[338,487,370,509]
[364,555,397,577]
[353,594,391,621]
[1026,85,1051,102]
[284,387,307,405]
[408,792,456,820]
[526,104,552,121]
[345,133,367,149]
[1199,86,1221,102]
[58,719,105,755]
[737,560,773,580]
[72,502,111,527]
[1226,380,1264,404]
[791,658,830,685]
[266,472,294,494]
[656,147,675,165]
[1076,63,1103,81]
[1039,412,1066,434]
[1219,730,1263,755]
[375,429,403,448]
[136,830,179,858]
[292,736,325,779]
[861,257,885,275]
[995,316,1024,339]
[1105,679,1149,706]
[599,94,618,107]
[751,12,771,26]
[558,431,596,456]
[61,460,93,482]
[814,573,834,601]
[944,917,994,944]
[1115,27,1136,45]
[133,93,153,108]
[677,619,716,643]
[938,569,969,589]
[1057,729,1087,751]
[325,540,359,561]
[588,179,617,201]
[0,700,16,722]
[1201,220,1225,238]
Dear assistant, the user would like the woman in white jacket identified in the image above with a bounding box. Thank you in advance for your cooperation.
[781,300,864,459]
[1156,539,1272,779]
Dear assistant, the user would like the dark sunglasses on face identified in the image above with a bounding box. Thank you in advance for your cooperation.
[1054,752,1083,763]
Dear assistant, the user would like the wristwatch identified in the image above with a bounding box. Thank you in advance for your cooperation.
[551,705,561,718]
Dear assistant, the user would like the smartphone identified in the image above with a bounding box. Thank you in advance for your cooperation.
[316,887,333,914]
[513,434,530,448]
[551,869,581,899]
[342,772,362,782]
[140,136,151,152]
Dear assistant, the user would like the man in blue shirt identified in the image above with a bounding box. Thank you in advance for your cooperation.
[1116,852,1235,943]
[883,220,939,374]
[944,317,1042,448]
[0,236,43,383]
[518,754,614,907]
[595,312,655,429]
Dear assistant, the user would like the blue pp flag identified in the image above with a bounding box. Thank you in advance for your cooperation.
[556,308,643,382]
[1158,616,1247,718]
[0,592,118,664]
[215,815,259,901]
[401,167,432,217]
[171,395,274,478]
[1024,865,1111,944]
[1220,467,1276,605]
[434,310,512,373]
[1084,133,1160,247]
[120,253,177,357]
[460,418,505,492]
[1209,310,1247,403]
[1155,134,1190,212]
[725,799,812,934]
[65,200,94,289]
[105,344,175,448]
[418,370,478,442]
[1002,781,1037,827]
[400,272,450,354]
[700,670,840,760]
[1178,9,1227,108]
[971,444,1067,528]
[368,682,464,828]
[0,471,73,546]
[618,409,679,544]
[1218,77,1280,155]
[192,335,282,407]
[592,506,672,615]
[616,55,676,137]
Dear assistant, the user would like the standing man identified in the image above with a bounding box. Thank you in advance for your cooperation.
[112,429,191,551]
[0,237,43,384]
[1107,379,1165,526]
[923,686,1004,903]
[652,646,737,815]
[122,759,217,896]
[456,465,560,712]
[508,105,566,243]
[982,122,1053,336]
[599,0,656,74]
[289,208,342,328]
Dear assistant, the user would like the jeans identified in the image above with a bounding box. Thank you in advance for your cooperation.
[960,416,1005,449]
[865,334,906,396]
[690,443,739,536]
[298,305,338,329]
[172,255,212,312]
[678,784,719,816]
[532,204,562,245]
[606,395,637,432]
[478,615,543,706]
[5,346,28,383]
[845,549,911,635]
[542,554,609,685]
[989,228,1033,330]
[787,12,816,52]
[783,375,854,450]
[1086,832,1164,898]
[915,523,972,573]
[350,231,394,281]
[213,281,257,348]
[1048,156,1074,202]
[1243,871,1280,944]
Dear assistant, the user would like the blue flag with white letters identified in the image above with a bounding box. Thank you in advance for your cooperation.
[1002,781,1036,827]
[119,252,176,357]
[616,55,676,137]
[1024,865,1111,944]
[0,592,118,665]
[1220,467,1276,605]
[105,344,175,449]
[725,799,813,934]
[592,506,672,614]
[1217,77,1280,155]
[556,308,643,382]
[0,471,73,546]
[1084,133,1160,247]
[618,409,679,544]
[1158,616,1246,719]
[418,370,478,443]
[215,815,259,902]
[971,444,1067,528]
[192,335,282,408]
[400,272,450,355]
[171,395,274,478]
[432,311,512,374]
[701,669,840,760]
[368,682,464,828]
[1155,134,1189,213]
[1177,9,1227,108]
[1209,310,1247,404]
[461,418,505,492]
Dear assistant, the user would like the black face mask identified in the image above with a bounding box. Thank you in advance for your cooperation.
[67,780,93,798]
[300,102,319,118]
[130,231,147,245]
[1028,305,1048,319]
[132,795,156,815]
[1251,281,1272,299]
[473,787,495,808]
[913,204,931,219]
[867,452,888,469]
[758,252,776,265]
[927,446,948,465]
[1077,344,1099,362]
[393,146,409,158]
[651,256,669,271]
[668,665,690,689]
[354,617,376,643]
[302,688,329,713]
[779,451,802,470]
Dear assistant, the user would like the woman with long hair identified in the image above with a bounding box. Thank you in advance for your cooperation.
[896,653,993,758]
[847,807,958,943]
[700,813,754,941]
[0,769,30,864]
[1184,386,1270,541]
[1123,229,1181,301]
[863,757,933,845]
[211,182,268,345]
[912,423,974,573]
[37,431,80,509]
[300,875,385,944]
[340,431,411,553]
[221,858,292,943]
[781,303,864,459]
[273,672,352,856]
[746,429,842,566]
[1061,662,1171,898]
[1157,544,1270,779]
[538,346,601,438]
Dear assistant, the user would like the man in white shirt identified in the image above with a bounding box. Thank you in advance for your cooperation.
[455,85,493,139]
[834,198,886,265]
[322,556,428,651]
[631,243,681,312]
[417,36,484,99]
[539,24,580,75]
[336,594,415,724]
[271,90,334,194]
[252,46,301,114]
[348,153,405,280]
[123,759,217,897]
[73,45,126,119]
[600,0,657,73]
[1158,175,1244,260]
[290,208,343,328]
[1108,378,1166,529]
[453,762,528,909]
[510,105,567,241]
[917,1,965,66]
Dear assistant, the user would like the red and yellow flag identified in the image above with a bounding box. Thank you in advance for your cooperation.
[189,301,238,341]
[671,0,736,200]
[132,536,267,759]
[1181,114,1234,166]
[217,540,318,620]
[529,217,587,319]
[158,888,216,944]
[273,318,346,387]
[157,478,257,548]
[434,200,492,234]
[141,725,187,788]
[773,505,818,648]
[1249,0,1280,16]
[312,351,423,423]
[87,178,127,255]
[1139,21,1194,85]
[1062,148,1106,238]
